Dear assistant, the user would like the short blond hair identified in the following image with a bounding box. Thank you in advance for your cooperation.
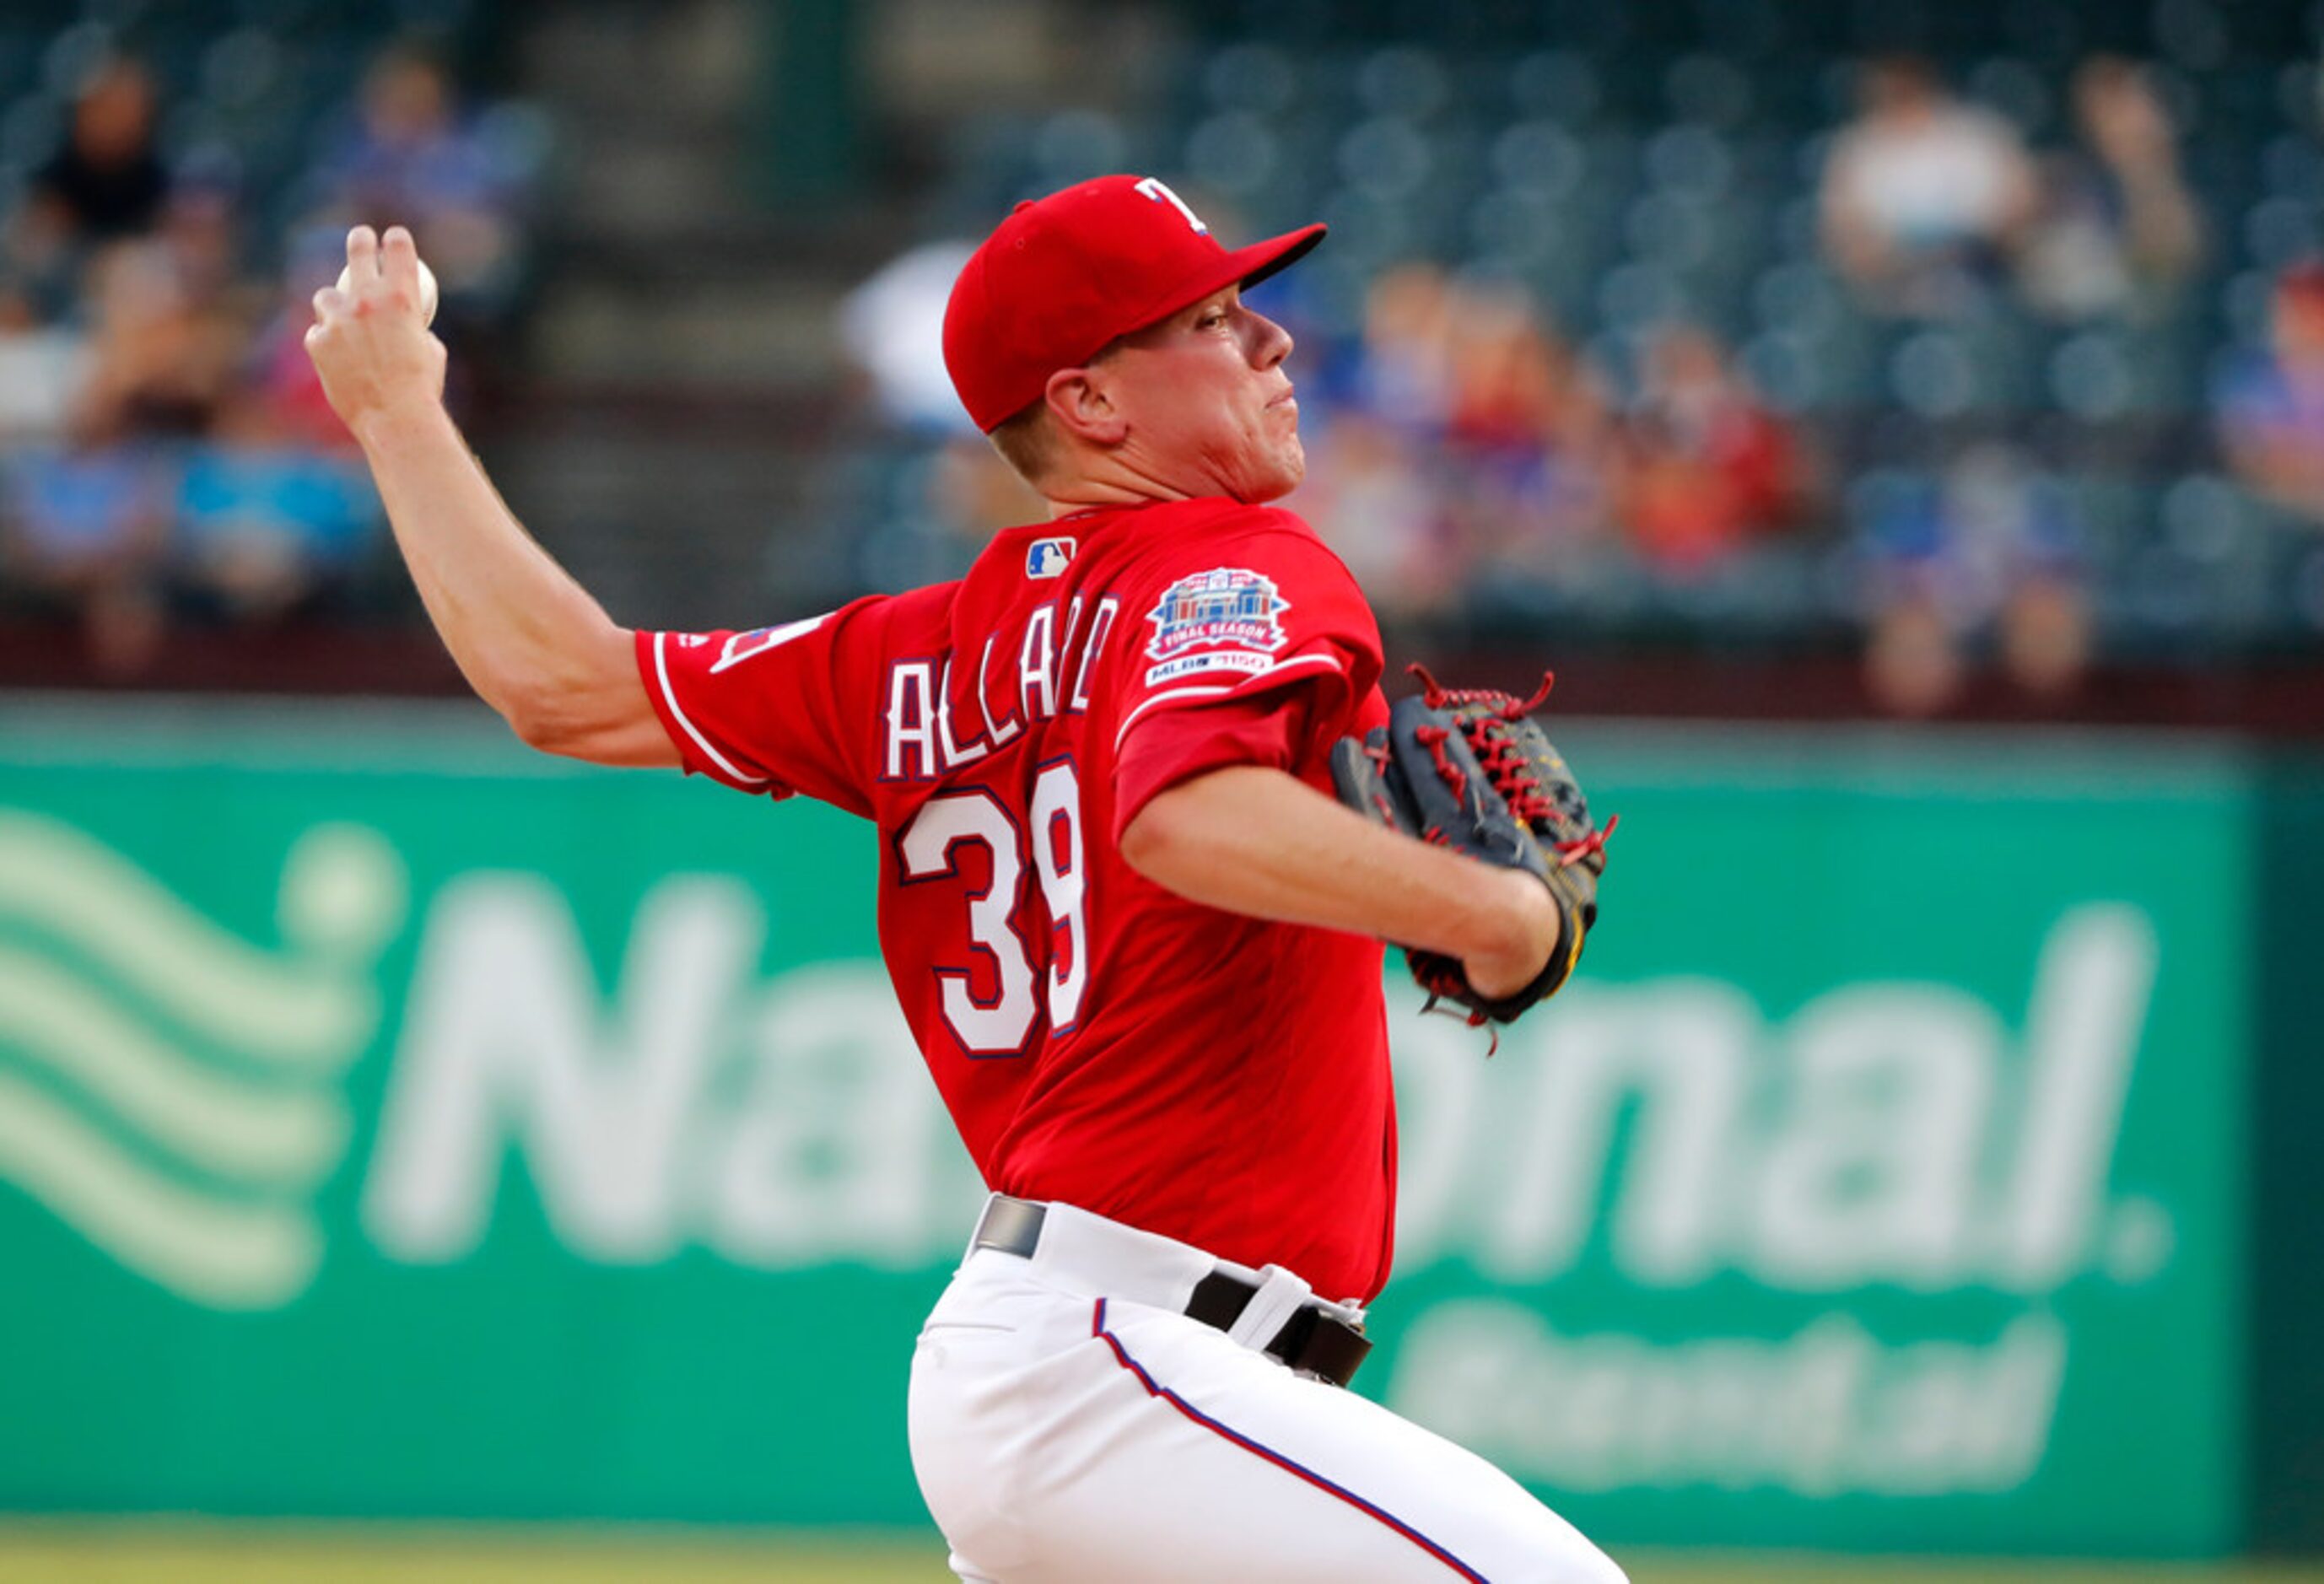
[985,338,1128,486]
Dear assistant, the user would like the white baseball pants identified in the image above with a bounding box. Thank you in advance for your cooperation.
[907,1199,1627,1583]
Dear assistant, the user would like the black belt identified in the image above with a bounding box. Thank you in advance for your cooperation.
[972,1196,1372,1389]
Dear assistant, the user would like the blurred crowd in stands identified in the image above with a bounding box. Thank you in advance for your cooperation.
[843,40,2324,714]
[0,35,536,673]
[7,9,2315,720]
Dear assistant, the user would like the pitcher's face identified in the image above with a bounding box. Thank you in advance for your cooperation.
[1103,286,1305,504]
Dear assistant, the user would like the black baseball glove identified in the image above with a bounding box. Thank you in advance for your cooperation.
[1330,667,1614,1032]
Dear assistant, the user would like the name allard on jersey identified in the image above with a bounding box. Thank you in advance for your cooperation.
[881,592,1123,782]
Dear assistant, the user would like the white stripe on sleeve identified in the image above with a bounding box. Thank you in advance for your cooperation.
[1111,651,1348,750]
[652,631,772,785]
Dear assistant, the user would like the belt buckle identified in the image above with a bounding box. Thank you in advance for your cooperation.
[1274,1307,1372,1389]
[973,1193,1046,1259]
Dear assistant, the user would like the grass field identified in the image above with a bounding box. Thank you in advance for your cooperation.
[2,1526,2321,1584]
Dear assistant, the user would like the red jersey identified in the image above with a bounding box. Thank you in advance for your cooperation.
[637,497,1396,1301]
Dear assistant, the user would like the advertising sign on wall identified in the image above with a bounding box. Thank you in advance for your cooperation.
[0,709,2249,1554]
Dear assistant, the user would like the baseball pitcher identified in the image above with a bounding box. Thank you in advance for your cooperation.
[306,177,1622,1583]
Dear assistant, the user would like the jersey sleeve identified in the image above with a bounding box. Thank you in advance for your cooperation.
[634,594,884,817]
[1110,510,1384,832]
[1113,691,1307,841]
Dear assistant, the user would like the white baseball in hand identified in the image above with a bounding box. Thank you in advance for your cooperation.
[337,254,439,326]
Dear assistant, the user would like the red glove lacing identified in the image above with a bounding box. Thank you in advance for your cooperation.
[1408,664,1615,868]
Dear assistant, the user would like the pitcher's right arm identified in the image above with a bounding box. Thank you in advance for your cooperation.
[305,224,674,768]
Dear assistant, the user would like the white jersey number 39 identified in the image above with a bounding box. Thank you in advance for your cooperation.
[898,762,1087,1053]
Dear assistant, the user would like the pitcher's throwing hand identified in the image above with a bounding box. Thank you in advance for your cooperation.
[305,225,445,440]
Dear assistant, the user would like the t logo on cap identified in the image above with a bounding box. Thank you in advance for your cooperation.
[1135,176,1209,235]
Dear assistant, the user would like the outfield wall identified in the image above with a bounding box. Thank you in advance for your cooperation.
[0,698,2297,1555]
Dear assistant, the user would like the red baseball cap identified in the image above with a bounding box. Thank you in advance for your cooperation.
[942,175,1325,432]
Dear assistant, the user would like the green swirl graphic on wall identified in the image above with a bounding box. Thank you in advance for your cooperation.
[0,811,404,1309]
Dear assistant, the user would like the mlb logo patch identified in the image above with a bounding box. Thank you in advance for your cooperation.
[1027,537,1076,579]
[1145,567,1290,662]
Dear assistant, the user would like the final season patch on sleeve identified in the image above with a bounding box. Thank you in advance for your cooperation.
[1142,567,1291,685]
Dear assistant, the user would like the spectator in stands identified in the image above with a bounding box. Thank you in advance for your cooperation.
[0,283,89,445]
[34,57,169,242]
[839,238,981,436]
[71,240,242,442]
[2019,57,2203,322]
[1861,445,2088,714]
[4,57,170,321]
[1443,282,1567,452]
[1619,324,1809,574]
[155,159,262,324]
[307,40,527,321]
[1820,56,2038,317]
[2219,261,2324,527]
[175,387,380,619]
[832,237,1041,563]
[1351,262,1458,434]
[1297,412,1462,621]
[1437,280,1618,587]
[0,418,170,675]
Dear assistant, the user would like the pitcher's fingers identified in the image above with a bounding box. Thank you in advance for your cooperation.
[346,224,380,283]
[311,286,348,322]
[380,225,420,296]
